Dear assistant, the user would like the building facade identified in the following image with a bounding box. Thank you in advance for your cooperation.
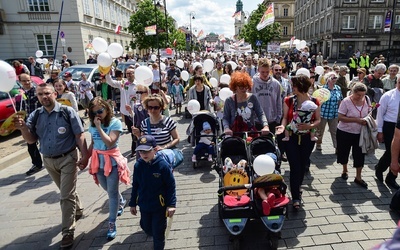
[0,0,137,64]
[294,0,400,61]
[264,0,295,44]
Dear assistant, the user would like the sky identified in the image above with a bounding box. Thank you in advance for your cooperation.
[167,0,262,39]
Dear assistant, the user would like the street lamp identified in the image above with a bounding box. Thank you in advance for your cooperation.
[153,0,162,82]
[387,0,397,65]
[189,11,196,52]
[163,0,168,47]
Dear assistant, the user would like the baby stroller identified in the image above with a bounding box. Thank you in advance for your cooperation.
[216,132,288,250]
[186,110,219,168]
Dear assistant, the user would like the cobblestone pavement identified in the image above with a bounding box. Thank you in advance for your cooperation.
[0,108,398,250]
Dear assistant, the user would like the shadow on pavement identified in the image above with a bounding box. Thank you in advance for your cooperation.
[7,173,53,196]
[1,225,62,249]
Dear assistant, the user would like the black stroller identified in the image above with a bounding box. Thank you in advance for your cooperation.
[216,132,288,250]
[186,110,220,168]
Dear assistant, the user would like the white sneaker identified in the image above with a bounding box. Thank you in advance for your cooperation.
[192,155,197,162]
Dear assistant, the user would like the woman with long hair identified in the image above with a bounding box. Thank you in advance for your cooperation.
[54,79,79,112]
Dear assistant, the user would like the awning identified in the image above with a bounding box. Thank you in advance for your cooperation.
[332,38,377,42]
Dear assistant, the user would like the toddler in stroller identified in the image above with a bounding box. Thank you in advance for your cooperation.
[192,122,214,162]
[283,99,318,141]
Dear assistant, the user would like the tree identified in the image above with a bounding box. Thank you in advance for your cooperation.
[169,29,187,52]
[127,0,176,51]
[240,4,282,49]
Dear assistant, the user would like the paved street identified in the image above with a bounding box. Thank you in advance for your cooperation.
[0,108,399,250]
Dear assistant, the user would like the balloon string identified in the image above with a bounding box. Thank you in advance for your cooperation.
[8,92,17,113]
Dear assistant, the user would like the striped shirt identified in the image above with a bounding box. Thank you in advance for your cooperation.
[140,116,177,146]
[320,85,343,119]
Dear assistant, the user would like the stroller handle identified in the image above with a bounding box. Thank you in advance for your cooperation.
[217,180,286,194]
[218,131,276,140]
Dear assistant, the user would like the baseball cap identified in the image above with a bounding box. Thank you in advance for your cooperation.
[135,135,157,151]
[64,72,72,77]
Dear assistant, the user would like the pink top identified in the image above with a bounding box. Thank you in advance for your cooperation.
[337,96,371,134]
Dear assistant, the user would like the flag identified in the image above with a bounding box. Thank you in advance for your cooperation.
[197,30,204,39]
[115,24,122,34]
[256,3,275,31]
[173,39,177,47]
[289,36,295,48]
[145,25,157,36]
[218,34,226,42]
[232,11,241,20]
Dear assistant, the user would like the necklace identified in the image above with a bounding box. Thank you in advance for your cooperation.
[350,97,365,117]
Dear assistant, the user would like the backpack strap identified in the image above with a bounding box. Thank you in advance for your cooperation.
[145,118,152,135]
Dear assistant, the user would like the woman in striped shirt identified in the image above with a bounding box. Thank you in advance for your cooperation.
[138,94,179,151]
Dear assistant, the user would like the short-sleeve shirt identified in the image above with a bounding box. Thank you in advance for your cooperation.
[89,117,122,168]
[140,116,177,146]
[320,85,343,119]
[26,103,84,156]
[337,96,371,134]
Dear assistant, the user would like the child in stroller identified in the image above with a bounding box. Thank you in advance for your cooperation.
[192,122,214,162]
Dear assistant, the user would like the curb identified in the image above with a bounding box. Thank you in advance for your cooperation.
[0,148,29,171]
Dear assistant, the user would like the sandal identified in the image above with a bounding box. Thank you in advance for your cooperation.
[341,172,348,180]
[292,200,301,210]
[354,178,368,188]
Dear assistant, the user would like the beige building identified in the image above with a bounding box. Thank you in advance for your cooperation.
[0,0,138,64]
[294,0,400,61]
[264,0,295,44]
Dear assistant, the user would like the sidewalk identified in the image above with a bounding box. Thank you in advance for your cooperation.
[0,111,398,250]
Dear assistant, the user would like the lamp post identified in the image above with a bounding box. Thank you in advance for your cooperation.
[163,0,168,47]
[153,0,162,83]
[189,11,196,52]
[387,0,397,65]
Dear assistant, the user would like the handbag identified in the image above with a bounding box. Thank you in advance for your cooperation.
[146,118,183,169]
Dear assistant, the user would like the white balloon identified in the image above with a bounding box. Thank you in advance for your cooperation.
[92,37,108,53]
[293,39,300,45]
[211,53,216,58]
[295,43,302,50]
[181,70,189,81]
[203,59,214,73]
[253,155,275,176]
[209,77,218,88]
[35,50,43,58]
[160,62,166,71]
[97,52,113,67]
[187,99,201,114]
[42,58,49,65]
[193,62,202,70]
[315,66,324,75]
[135,66,154,86]
[151,54,157,61]
[176,59,184,69]
[36,58,43,64]
[86,49,91,53]
[220,74,231,84]
[253,54,259,60]
[107,43,123,58]
[227,61,237,70]
[296,68,311,78]
[218,87,233,101]
[300,40,307,49]
[220,56,225,62]
[0,60,17,92]
[191,52,196,57]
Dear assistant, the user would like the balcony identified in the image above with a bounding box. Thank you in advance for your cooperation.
[26,12,52,21]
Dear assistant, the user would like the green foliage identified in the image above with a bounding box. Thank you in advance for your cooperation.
[169,30,187,52]
[127,0,176,51]
[240,4,282,48]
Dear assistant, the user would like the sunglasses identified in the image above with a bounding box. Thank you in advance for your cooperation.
[274,69,282,71]
[136,91,146,94]
[147,106,161,110]
[91,107,105,115]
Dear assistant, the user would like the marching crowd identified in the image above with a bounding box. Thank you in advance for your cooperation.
[9,49,400,249]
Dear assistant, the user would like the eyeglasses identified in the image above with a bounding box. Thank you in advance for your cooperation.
[126,72,134,75]
[37,92,53,96]
[147,106,161,110]
[136,91,146,94]
[274,69,282,71]
[91,107,105,115]
[237,85,246,89]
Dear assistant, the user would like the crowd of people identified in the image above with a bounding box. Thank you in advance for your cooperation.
[10,48,400,249]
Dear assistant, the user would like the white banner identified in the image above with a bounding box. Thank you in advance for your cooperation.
[256,3,275,31]
[267,42,280,53]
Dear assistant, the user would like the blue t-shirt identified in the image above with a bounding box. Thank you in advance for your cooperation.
[89,117,123,168]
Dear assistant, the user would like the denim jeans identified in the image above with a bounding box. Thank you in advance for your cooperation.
[140,209,167,250]
[96,166,124,223]
[193,142,214,155]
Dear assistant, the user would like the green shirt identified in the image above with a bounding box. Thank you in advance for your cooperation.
[101,83,108,100]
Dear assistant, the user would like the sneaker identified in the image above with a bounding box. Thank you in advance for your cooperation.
[107,222,117,240]
[192,155,197,162]
[117,199,126,216]
[61,234,74,248]
[26,165,43,176]
[75,209,83,221]
[208,155,213,162]
[316,144,322,151]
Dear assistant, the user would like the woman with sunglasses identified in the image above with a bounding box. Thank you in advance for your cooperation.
[137,94,179,151]
[87,97,130,240]
[55,79,79,112]
[316,72,343,151]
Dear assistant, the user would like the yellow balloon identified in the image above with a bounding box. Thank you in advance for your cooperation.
[57,98,72,106]
[99,65,111,75]
[0,111,27,136]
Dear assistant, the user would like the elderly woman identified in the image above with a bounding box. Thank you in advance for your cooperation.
[223,71,270,135]
[349,68,367,94]
[336,83,371,188]
[277,75,321,209]
[316,72,343,151]
[135,94,179,151]
[188,75,214,112]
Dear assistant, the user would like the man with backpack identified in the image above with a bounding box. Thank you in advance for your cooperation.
[13,83,89,248]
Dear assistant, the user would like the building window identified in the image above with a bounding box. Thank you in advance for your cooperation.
[370,0,384,2]
[344,0,357,2]
[103,0,109,21]
[326,16,332,30]
[367,41,380,46]
[316,0,320,12]
[36,34,53,56]
[28,0,50,12]
[83,0,91,15]
[395,15,400,29]
[88,35,93,44]
[327,0,332,7]
[110,3,115,23]
[342,15,356,29]
[368,15,382,29]
[284,8,288,17]
[283,26,288,35]
[94,0,100,18]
